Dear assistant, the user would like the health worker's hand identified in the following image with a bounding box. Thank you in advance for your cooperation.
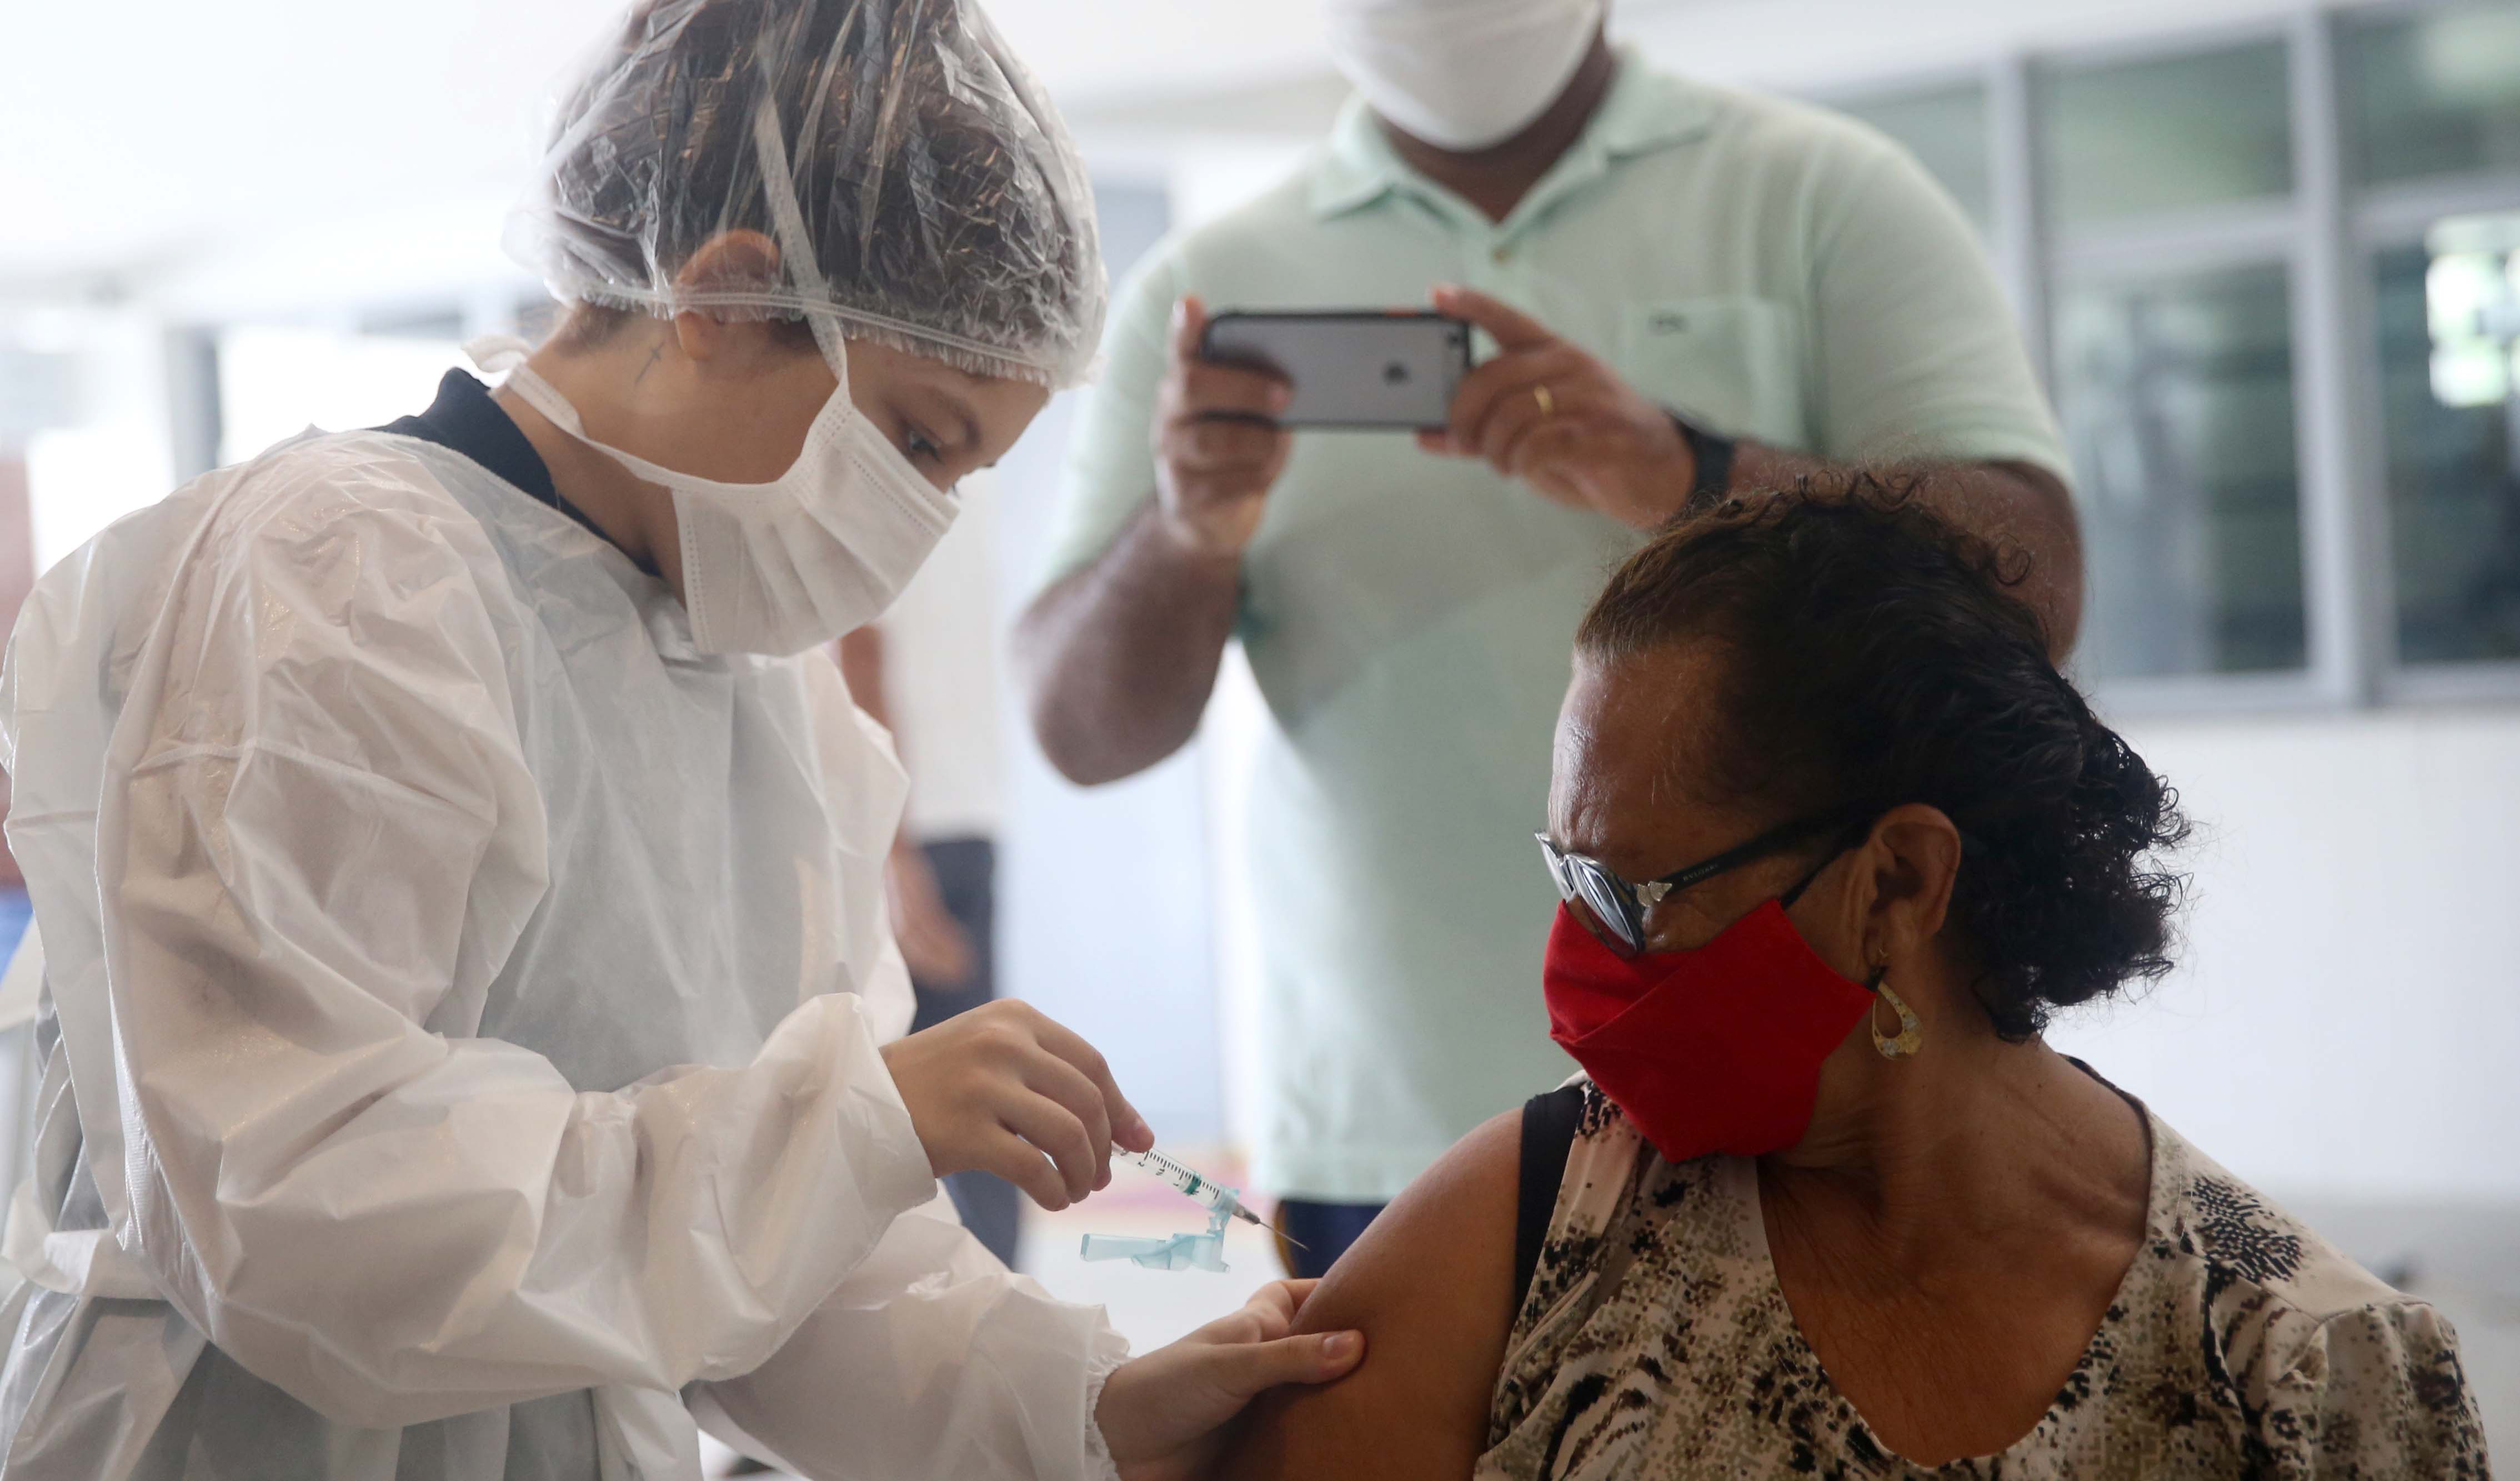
[878,1000,1153,1211]
[1420,283,1697,531]
[1096,1279,1366,1481]
[1154,296,1293,560]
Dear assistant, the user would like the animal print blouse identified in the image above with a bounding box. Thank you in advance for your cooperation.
[1479,1084,2490,1479]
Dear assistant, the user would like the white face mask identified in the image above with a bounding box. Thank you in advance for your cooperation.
[487,347,952,658]
[1324,0,1605,153]
[477,96,959,658]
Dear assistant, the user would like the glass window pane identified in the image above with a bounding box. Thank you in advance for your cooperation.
[2343,2,2520,187]
[2041,42,2293,229]
[1837,84,1993,238]
[2053,262,2306,678]
[2376,216,2520,665]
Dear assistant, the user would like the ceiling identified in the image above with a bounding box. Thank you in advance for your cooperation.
[3,0,2321,302]
[0,0,1346,292]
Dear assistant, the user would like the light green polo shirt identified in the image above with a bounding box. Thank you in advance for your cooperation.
[1042,56,2067,1202]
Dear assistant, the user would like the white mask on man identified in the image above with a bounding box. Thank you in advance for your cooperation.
[1322,0,1606,153]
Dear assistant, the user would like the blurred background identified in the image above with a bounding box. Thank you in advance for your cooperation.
[1,0,2514,1468]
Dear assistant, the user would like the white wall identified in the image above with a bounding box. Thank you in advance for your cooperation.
[2052,705,2520,1202]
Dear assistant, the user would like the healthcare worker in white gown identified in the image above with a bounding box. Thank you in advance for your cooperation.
[0,1,1365,1477]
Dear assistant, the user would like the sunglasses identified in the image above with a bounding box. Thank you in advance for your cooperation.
[1535,808,1873,954]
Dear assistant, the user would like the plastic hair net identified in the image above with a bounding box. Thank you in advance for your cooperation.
[508,0,1106,388]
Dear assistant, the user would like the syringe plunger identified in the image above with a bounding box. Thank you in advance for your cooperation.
[1122,1148,1229,1209]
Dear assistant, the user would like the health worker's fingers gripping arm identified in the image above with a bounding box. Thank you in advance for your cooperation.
[1153,296,1294,558]
[1209,1110,1524,1480]
[881,998,1155,1210]
[92,489,938,1429]
[1092,1280,1365,1480]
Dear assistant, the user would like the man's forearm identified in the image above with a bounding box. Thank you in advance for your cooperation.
[1719,444,2085,659]
[1017,499,1246,787]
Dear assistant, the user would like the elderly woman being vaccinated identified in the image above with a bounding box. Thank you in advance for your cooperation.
[0,2,1361,1477]
[1216,483,2490,1479]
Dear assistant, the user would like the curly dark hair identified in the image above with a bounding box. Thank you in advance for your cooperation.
[1576,473,2190,1040]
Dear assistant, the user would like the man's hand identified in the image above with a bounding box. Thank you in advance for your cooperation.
[1097,1280,1366,1481]
[885,840,977,988]
[1420,283,1696,530]
[1154,296,1294,559]
[877,1000,1153,1210]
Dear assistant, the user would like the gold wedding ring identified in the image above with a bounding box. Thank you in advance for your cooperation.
[1532,384,1556,417]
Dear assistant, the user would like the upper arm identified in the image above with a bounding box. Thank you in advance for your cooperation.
[1033,247,1185,597]
[1215,1109,1525,1481]
[1805,129,2069,484]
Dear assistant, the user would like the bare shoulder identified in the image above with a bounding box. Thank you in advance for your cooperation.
[1215,1109,1525,1480]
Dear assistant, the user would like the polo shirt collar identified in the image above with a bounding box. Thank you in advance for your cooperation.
[1307,48,1719,222]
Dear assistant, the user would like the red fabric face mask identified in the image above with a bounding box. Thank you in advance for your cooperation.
[1544,902,1875,1164]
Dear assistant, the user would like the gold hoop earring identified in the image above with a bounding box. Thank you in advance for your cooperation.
[1868,963,1923,1060]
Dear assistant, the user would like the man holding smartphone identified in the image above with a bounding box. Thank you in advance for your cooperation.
[1019,0,2080,1277]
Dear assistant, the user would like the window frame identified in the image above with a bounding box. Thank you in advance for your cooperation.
[2049,251,2319,698]
[1823,0,2520,715]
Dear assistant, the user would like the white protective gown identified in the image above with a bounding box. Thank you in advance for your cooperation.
[0,424,1128,1480]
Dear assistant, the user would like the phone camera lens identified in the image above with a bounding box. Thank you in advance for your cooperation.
[1383,362,1411,385]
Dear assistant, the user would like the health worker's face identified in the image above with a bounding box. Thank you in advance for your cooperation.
[680,326,1050,494]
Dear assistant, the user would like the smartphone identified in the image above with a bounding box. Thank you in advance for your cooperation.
[1200,311,1473,431]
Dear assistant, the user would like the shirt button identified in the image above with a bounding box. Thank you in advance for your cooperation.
[1491,246,1514,264]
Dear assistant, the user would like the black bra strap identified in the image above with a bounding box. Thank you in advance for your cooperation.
[1513,1084,1588,1320]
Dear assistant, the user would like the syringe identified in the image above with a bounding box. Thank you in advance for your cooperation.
[1120,1148,1305,1250]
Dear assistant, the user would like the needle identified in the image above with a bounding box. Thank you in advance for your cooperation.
[1229,1202,1307,1252]
[1121,1147,1309,1250]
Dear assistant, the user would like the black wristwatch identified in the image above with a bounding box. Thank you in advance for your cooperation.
[1667,411,1736,508]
